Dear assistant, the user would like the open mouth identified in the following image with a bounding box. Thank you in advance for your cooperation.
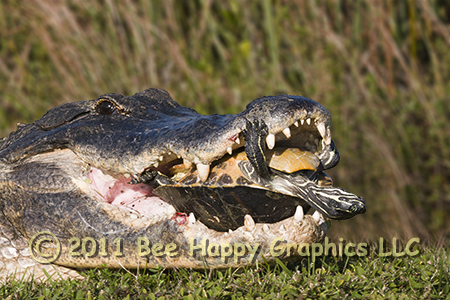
[0,89,367,271]
[86,114,365,232]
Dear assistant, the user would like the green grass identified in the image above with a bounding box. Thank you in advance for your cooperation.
[1,244,449,299]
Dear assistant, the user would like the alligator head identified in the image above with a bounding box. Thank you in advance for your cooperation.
[0,88,365,280]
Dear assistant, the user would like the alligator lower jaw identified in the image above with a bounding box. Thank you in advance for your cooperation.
[82,162,328,262]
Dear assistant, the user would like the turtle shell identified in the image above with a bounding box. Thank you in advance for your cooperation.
[154,148,320,231]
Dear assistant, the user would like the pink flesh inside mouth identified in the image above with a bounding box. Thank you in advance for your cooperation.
[88,167,172,217]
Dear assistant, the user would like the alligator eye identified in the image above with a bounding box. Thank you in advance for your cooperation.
[96,100,117,115]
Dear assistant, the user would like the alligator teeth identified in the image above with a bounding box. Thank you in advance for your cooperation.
[294,121,299,127]
[197,163,210,182]
[282,127,291,138]
[279,224,286,232]
[262,224,269,232]
[301,119,305,125]
[166,205,176,217]
[183,159,192,169]
[294,206,304,222]
[244,214,256,232]
[266,133,275,149]
[227,146,233,155]
[229,229,233,234]
[306,118,311,125]
[325,128,331,145]
[159,156,164,161]
[317,122,327,142]
[188,212,196,224]
[312,210,323,223]
[123,173,130,179]
[235,137,240,144]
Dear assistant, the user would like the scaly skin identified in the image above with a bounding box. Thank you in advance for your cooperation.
[0,89,364,281]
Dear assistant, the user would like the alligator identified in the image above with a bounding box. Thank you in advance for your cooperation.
[0,88,365,281]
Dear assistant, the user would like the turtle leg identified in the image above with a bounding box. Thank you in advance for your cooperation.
[242,119,270,178]
[318,139,340,170]
[238,160,270,187]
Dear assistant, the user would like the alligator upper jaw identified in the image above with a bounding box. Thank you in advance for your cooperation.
[170,108,334,183]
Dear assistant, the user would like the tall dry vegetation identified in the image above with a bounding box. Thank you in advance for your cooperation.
[0,1,449,242]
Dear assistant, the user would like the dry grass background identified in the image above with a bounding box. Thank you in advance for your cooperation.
[0,0,449,243]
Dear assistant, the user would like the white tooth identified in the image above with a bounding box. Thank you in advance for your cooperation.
[229,229,233,234]
[235,137,240,144]
[159,156,164,161]
[279,224,286,232]
[244,215,256,232]
[306,118,311,125]
[325,128,331,145]
[188,212,196,224]
[317,122,326,140]
[266,133,275,149]
[301,119,305,125]
[184,159,192,168]
[154,162,159,168]
[313,211,322,223]
[227,147,233,155]
[262,224,269,232]
[123,173,130,179]
[282,127,291,138]
[294,206,304,222]
[166,205,176,217]
[294,121,299,127]
[197,163,210,182]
